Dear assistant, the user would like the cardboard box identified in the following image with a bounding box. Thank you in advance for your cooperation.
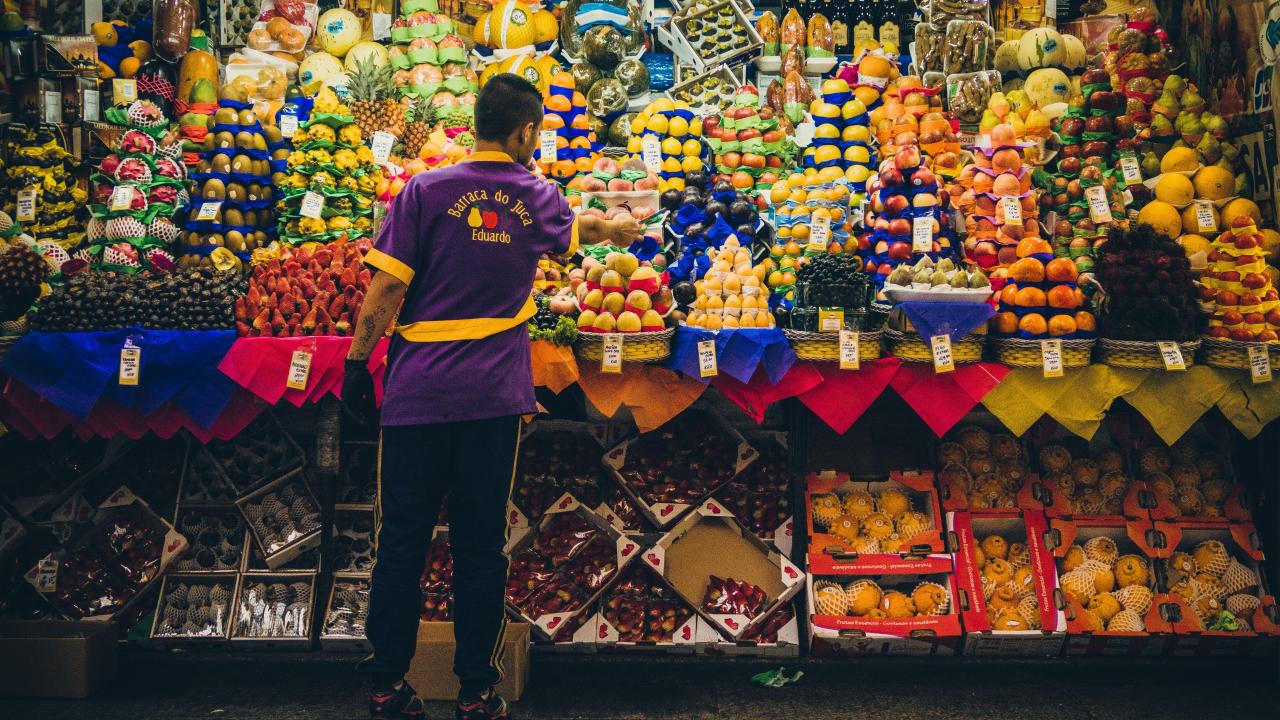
[235,469,323,570]
[807,569,964,656]
[647,500,803,640]
[1153,522,1279,657]
[1028,432,1152,522]
[509,420,616,532]
[934,423,1039,515]
[592,560,699,654]
[320,573,372,652]
[1044,517,1175,656]
[805,470,946,570]
[950,511,1066,657]
[531,610,599,654]
[207,412,306,494]
[656,1,762,73]
[0,620,118,698]
[712,432,793,554]
[230,572,316,649]
[405,622,530,701]
[149,572,239,647]
[695,602,801,657]
[178,439,239,506]
[337,441,379,508]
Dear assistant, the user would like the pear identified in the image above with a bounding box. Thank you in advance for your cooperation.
[930,269,948,287]
[887,266,911,286]
[979,108,1001,132]
[915,255,935,270]
[912,268,933,285]
[950,270,969,288]
[1140,151,1161,178]
[1164,74,1186,94]
[1181,88,1205,113]
[1203,114,1228,139]
[1180,118,1206,146]
[969,272,991,289]
[937,258,956,273]
[1151,114,1174,135]
[1195,134,1222,165]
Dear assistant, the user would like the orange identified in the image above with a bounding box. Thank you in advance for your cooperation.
[1014,287,1047,307]
[551,160,576,179]
[992,312,1018,334]
[543,115,565,130]
[731,171,754,189]
[571,91,586,107]
[571,114,591,130]
[1019,313,1048,335]
[575,156,594,172]
[1048,314,1077,336]
[1000,284,1019,307]
[546,95,571,112]
[1047,285,1079,309]
[1074,311,1097,332]
[1008,257,1044,283]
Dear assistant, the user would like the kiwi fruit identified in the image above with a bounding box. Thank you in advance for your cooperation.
[213,108,237,125]
[243,210,258,226]
[230,154,252,174]
[206,233,223,248]
[202,135,216,152]
[202,178,226,200]
[223,208,245,226]
[235,131,255,149]
[197,159,212,174]
[238,110,257,126]
[226,182,246,202]
[271,147,289,161]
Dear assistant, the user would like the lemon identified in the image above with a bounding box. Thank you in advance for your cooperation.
[668,115,689,138]
[660,137,682,156]
[681,156,702,173]
[645,113,668,135]
[682,138,701,157]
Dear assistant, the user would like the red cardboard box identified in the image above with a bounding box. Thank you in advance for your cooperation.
[804,470,946,571]
[807,568,963,656]
[950,511,1066,656]
[695,601,800,657]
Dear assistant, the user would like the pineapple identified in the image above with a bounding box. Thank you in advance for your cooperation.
[348,55,398,140]
[400,95,432,159]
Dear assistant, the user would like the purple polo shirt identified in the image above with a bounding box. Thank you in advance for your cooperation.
[364,151,576,426]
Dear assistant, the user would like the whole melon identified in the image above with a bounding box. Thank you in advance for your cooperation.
[994,40,1021,74]
[1061,33,1086,70]
[317,9,362,58]
[586,77,628,121]
[583,25,626,71]
[1017,27,1067,70]
[614,58,650,97]
[570,62,603,94]
[1023,68,1072,109]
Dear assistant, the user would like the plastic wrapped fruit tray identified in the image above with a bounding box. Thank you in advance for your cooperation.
[173,507,246,573]
[321,574,372,652]
[207,412,306,493]
[235,469,323,570]
[231,572,316,648]
[150,572,239,646]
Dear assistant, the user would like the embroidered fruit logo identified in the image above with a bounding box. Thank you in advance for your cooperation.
[466,206,499,229]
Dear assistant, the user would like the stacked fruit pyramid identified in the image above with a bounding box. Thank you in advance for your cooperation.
[277,89,383,245]
[1137,163,1245,254]
[387,0,479,122]
[181,101,282,271]
[804,79,875,194]
[870,79,962,181]
[975,91,1053,168]
[1102,9,1174,139]
[472,0,560,60]
[953,124,1040,274]
[625,98,706,193]
[537,72,601,187]
[1041,68,1131,275]
[85,99,189,271]
[575,250,672,334]
[705,85,796,193]
[3,126,88,250]
[684,235,775,330]
[1202,216,1280,343]
[862,137,958,286]
[770,168,856,263]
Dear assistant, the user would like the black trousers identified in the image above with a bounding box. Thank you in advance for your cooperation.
[363,415,521,695]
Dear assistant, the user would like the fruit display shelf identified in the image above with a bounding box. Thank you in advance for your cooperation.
[510,420,623,530]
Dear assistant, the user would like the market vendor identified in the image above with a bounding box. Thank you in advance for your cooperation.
[342,73,643,720]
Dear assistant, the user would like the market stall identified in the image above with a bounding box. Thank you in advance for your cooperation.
[0,0,1278,688]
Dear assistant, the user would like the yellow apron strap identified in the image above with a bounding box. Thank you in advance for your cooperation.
[395,296,538,342]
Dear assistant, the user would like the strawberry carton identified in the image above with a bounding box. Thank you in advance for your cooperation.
[1153,522,1279,657]
[602,409,758,528]
[949,511,1067,656]
[708,432,793,555]
[1044,517,1175,656]
[694,601,800,657]
[591,560,699,654]
[805,470,946,571]
[644,499,803,641]
[807,567,964,656]
[503,494,640,641]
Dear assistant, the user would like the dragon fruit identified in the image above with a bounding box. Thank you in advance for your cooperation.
[154,158,185,180]
[146,248,177,272]
[100,153,123,176]
[115,157,153,183]
[126,99,166,129]
[147,218,181,243]
[105,216,146,241]
[103,244,141,268]
[120,130,158,155]
[148,184,180,205]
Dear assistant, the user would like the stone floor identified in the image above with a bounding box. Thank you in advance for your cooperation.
[2,651,1278,719]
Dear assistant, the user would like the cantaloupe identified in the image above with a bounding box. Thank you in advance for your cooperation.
[1024,68,1072,109]
[1017,28,1067,70]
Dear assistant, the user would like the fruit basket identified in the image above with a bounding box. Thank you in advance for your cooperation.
[884,329,985,364]
[1098,338,1201,370]
[1199,337,1280,372]
[574,327,675,363]
[783,328,882,363]
[992,338,1096,369]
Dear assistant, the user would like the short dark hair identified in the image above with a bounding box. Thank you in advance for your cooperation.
[474,73,544,142]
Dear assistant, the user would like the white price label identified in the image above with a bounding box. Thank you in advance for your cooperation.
[956,131,977,148]
[1086,185,1111,224]
[16,189,37,222]
[931,334,955,373]
[286,350,313,391]
[112,78,137,104]
[540,130,558,162]
[1041,339,1063,378]
[1157,341,1186,371]
[809,215,831,251]
[641,135,662,173]
[43,90,62,124]
[601,334,623,374]
[196,201,222,221]
[35,558,58,593]
[1119,155,1143,186]
[1194,201,1217,233]
[697,339,718,378]
[83,89,100,122]
[1247,344,1272,383]
[839,330,860,370]
[279,114,299,138]
[119,344,141,386]
[300,191,325,219]
[109,185,134,211]
[370,131,395,165]
[912,216,933,253]
[1001,196,1022,224]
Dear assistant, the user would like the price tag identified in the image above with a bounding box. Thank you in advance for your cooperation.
[286,349,313,390]
[370,131,395,164]
[112,78,137,104]
[1001,196,1022,224]
[818,307,844,333]
[300,191,325,219]
[279,114,299,138]
[839,329,860,370]
[1157,341,1186,371]
[83,89,100,122]
[880,22,900,47]
[601,334,622,374]
[641,135,662,173]
[540,130,558,162]
[196,200,222,221]
[931,334,955,374]
[1119,155,1143,186]
[1041,339,1064,378]
[1086,185,1111,223]
[43,90,62,124]
[698,339,718,378]
[809,215,831,251]
[1247,344,1272,383]
[956,131,977,148]
[35,558,58,593]
[16,189,37,222]
[109,185,134,211]
[853,21,875,44]
[912,216,933,253]
[119,340,141,386]
[1194,201,1217,233]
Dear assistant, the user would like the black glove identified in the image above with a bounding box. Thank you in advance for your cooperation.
[341,359,378,428]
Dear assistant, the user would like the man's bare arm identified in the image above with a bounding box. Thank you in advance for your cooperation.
[578,214,644,246]
[348,271,409,362]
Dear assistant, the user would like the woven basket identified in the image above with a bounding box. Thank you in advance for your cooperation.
[993,338,1096,369]
[1097,338,1200,370]
[784,328,882,362]
[1200,337,1280,371]
[884,329,984,364]
[0,335,17,361]
[574,328,675,363]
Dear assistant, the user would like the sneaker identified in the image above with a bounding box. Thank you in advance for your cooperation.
[370,680,425,720]
[455,687,510,720]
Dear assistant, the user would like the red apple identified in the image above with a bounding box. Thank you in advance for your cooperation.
[738,128,762,142]
[1242,272,1268,290]
[1259,329,1280,342]
[722,152,741,169]
[887,218,912,237]
[702,116,720,134]
[741,153,766,169]
[885,195,910,215]
[887,242,912,261]
[762,129,783,143]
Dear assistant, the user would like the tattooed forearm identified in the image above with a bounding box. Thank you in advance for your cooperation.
[347,271,408,362]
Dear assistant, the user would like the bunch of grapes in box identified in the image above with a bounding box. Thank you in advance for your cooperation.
[388,3,478,126]
[780,253,875,331]
[421,534,453,621]
[624,98,708,194]
[85,100,189,272]
[1101,8,1175,138]
[861,136,959,286]
[601,563,695,643]
[2,126,88,251]
[1201,217,1280,343]
[538,71,602,190]
[704,84,795,192]
[936,425,1030,510]
[182,101,283,271]
[277,89,383,245]
[235,238,370,337]
[1057,535,1154,633]
[684,235,776,330]
[715,437,791,539]
[1094,224,1205,342]
[574,247,673,334]
[1040,68,1133,274]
